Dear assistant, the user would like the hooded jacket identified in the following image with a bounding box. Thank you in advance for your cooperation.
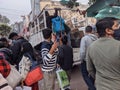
[80,34,98,61]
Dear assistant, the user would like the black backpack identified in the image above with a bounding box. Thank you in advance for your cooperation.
[34,42,43,64]
[34,41,53,64]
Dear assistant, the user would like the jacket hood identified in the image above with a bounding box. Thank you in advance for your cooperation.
[87,34,98,41]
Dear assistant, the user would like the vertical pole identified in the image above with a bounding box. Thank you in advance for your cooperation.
[85,12,88,26]
[43,10,47,29]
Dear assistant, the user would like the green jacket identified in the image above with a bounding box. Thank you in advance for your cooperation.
[86,37,120,90]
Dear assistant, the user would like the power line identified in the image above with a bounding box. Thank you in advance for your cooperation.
[0,7,28,13]
[0,8,29,16]
[0,10,26,15]
[0,12,23,17]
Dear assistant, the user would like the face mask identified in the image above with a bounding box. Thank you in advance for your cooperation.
[113,29,120,40]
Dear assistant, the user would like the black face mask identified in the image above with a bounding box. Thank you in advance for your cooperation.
[113,29,120,40]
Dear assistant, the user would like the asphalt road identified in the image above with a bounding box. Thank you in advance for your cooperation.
[38,65,88,90]
[70,65,88,90]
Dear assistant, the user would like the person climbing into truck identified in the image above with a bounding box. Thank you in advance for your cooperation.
[45,8,60,29]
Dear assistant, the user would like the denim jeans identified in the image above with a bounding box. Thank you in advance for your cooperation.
[80,61,96,90]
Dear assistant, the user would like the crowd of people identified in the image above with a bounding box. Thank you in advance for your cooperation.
[1,16,120,90]
[0,28,73,90]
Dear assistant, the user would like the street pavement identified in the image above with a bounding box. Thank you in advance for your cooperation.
[38,65,88,90]
[70,65,88,90]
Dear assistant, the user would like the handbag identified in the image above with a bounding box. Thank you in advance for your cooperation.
[56,69,70,90]
[25,66,43,86]
[0,52,11,78]
[6,65,22,88]
[0,73,13,90]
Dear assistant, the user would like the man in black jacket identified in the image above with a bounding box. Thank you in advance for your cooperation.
[58,35,73,81]
[45,8,59,29]
[8,32,28,66]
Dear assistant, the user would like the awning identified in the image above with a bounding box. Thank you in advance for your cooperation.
[86,0,120,17]
[95,6,120,19]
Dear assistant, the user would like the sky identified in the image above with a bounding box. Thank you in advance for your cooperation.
[0,0,88,24]
[0,0,31,24]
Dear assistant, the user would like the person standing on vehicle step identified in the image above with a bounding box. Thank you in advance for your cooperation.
[45,8,59,29]
[41,28,58,90]
[80,25,98,90]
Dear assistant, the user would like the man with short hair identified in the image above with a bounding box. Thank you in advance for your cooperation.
[80,25,98,90]
[0,38,10,48]
[41,29,58,90]
[8,32,18,40]
[86,17,120,90]
[8,32,28,66]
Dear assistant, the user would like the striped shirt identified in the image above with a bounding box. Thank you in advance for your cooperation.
[41,43,58,72]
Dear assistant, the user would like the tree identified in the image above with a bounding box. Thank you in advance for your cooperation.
[0,14,10,24]
[0,24,11,36]
[2,16,10,24]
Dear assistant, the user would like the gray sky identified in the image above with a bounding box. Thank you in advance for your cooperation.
[0,0,31,24]
[0,0,88,24]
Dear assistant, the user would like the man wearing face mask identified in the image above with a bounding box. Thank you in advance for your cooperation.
[86,17,120,90]
[113,28,120,40]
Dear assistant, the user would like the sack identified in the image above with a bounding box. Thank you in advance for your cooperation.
[56,69,70,90]
[0,73,13,90]
[52,16,65,33]
[25,66,43,86]
[0,52,11,78]
[15,86,31,90]
[6,65,22,88]
[19,55,31,79]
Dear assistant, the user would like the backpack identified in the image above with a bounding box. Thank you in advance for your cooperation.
[0,52,11,78]
[52,16,65,33]
[34,41,53,64]
[34,42,43,64]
